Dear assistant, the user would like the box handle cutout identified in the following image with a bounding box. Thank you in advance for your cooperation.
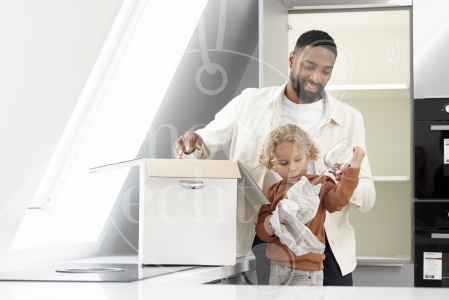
[179,180,204,189]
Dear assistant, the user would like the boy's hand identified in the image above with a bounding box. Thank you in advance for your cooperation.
[264,215,274,237]
[349,146,365,169]
[329,146,365,181]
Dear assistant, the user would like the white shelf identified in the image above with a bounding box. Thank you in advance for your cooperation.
[328,86,410,101]
[326,84,410,91]
[372,176,410,182]
[291,3,408,11]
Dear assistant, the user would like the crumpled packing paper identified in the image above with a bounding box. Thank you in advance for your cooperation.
[182,152,196,159]
[270,176,326,256]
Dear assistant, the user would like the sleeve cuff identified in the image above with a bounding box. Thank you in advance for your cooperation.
[261,233,277,243]
[193,148,204,159]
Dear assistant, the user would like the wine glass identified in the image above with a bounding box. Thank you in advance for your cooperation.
[387,37,406,84]
[324,146,353,175]
[311,139,353,185]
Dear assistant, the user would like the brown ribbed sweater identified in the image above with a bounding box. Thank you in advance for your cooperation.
[255,167,360,271]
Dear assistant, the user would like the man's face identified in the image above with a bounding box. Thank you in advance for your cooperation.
[289,45,336,103]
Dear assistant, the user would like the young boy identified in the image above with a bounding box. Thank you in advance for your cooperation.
[256,124,365,286]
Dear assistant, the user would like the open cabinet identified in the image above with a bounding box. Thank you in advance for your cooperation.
[260,1,412,265]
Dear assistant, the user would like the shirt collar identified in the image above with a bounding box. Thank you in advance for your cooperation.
[267,81,343,126]
[262,82,288,105]
[322,88,342,126]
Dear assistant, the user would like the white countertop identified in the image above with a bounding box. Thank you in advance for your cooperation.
[0,255,255,285]
[2,281,449,300]
[1,255,448,299]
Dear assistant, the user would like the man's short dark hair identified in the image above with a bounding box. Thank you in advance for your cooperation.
[295,30,337,57]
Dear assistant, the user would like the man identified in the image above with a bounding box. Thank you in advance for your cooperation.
[173,30,375,286]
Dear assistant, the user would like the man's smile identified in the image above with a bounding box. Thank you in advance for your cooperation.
[304,81,320,93]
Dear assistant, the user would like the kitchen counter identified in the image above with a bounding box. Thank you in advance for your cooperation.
[0,255,447,299]
[1,279,449,300]
[0,255,448,299]
[0,255,255,285]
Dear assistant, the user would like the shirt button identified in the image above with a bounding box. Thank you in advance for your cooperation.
[332,240,335,245]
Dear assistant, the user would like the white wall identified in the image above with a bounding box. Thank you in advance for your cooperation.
[0,0,124,264]
[0,0,258,270]
[1,0,212,271]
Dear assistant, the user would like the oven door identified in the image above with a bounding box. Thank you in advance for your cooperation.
[414,121,449,199]
[415,201,449,287]
[415,232,449,287]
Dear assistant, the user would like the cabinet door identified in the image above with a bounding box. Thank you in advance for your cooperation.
[413,0,449,98]
[259,0,288,88]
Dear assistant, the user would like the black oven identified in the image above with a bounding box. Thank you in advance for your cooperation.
[414,98,449,287]
[414,98,449,199]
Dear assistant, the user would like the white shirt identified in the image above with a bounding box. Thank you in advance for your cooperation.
[279,94,325,174]
[195,83,376,276]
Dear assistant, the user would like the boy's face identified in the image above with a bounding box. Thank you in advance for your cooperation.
[272,141,309,185]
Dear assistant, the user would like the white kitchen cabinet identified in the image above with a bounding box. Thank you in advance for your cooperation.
[413,0,449,99]
[261,1,412,264]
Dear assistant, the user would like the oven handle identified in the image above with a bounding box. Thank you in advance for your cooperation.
[431,233,449,239]
[431,125,449,131]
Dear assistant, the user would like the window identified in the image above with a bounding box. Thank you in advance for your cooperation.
[11,0,208,250]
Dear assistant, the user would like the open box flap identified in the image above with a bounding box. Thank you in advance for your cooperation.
[89,158,145,173]
[237,162,270,206]
[146,159,241,179]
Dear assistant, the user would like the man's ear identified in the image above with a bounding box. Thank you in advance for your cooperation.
[288,51,295,69]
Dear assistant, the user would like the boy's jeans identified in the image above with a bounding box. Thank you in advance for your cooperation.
[268,263,324,286]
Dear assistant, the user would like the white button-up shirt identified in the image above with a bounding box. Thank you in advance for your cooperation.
[195,82,376,275]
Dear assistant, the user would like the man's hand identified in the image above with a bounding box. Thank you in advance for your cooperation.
[264,215,274,237]
[173,131,203,159]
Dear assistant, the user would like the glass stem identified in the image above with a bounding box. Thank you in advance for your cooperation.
[394,63,399,84]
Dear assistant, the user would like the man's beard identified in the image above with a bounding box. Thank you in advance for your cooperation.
[290,75,324,103]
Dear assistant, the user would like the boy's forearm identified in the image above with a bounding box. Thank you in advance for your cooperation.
[323,167,360,212]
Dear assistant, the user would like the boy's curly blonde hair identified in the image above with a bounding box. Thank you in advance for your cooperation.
[258,124,319,170]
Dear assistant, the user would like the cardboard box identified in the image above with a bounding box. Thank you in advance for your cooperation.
[90,159,269,266]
